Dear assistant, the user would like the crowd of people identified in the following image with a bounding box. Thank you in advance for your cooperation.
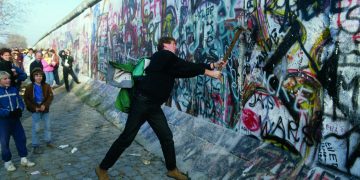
[0,47,80,172]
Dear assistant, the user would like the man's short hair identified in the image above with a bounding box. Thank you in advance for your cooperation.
[157,37,176,51]
[0,48,12,56]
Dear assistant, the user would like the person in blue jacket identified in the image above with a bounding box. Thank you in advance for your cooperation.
[0,71,35,171]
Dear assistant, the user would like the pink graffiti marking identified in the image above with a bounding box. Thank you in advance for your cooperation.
[150,0,161,16]
[241,108,260,131]
[353,33,360,42]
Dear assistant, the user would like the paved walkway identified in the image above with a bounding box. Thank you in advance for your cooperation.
[0,86,170,179]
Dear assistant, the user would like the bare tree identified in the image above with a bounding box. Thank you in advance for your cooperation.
[0,42,7,49]
[0,0,27,42]
[0,0,16,30]
[5,34,27,48]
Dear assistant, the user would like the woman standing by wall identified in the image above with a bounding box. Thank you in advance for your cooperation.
[49,49,60,86]
[41,50,55,87]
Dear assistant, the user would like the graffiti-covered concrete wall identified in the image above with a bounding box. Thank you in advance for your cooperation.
[240,0,359,177]
[36,0,359,178]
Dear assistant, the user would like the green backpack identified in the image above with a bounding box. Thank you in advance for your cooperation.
[110,57,150,113]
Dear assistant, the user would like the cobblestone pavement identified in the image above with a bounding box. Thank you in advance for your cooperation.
[0,86,170,180]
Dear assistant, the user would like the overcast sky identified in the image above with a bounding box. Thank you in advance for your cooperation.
[12,0,84,46]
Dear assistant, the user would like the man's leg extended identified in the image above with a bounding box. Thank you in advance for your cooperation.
[99,96,147,170]
[147,106,176,170]
[147,106,188,180]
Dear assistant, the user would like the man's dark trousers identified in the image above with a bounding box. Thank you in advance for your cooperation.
[63,67,79,91]
[99,92,176,170]
[53,67,60,85]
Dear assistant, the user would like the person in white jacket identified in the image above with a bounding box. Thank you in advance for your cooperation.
[23,48,35,76]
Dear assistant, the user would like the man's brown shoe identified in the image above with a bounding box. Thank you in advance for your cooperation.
[46,143,56,148]
[167,168,188,180]
[95,166,109,180]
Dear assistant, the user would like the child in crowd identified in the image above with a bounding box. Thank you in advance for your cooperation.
[24,68,54,154]
[0,71,35,171]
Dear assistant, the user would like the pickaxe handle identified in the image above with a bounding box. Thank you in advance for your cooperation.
[218,26,246,71]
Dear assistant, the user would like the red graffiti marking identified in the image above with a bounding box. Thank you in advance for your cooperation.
[353,32,360,42]
[337,0,342,28]
[241,109,260,131]
[212,93,223,106]
[337,0,354,28]
[247,18,254,30]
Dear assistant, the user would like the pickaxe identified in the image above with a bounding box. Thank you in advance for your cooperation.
[218,26,247,71]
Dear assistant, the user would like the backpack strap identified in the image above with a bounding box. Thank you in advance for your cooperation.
[109,61,135,72]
